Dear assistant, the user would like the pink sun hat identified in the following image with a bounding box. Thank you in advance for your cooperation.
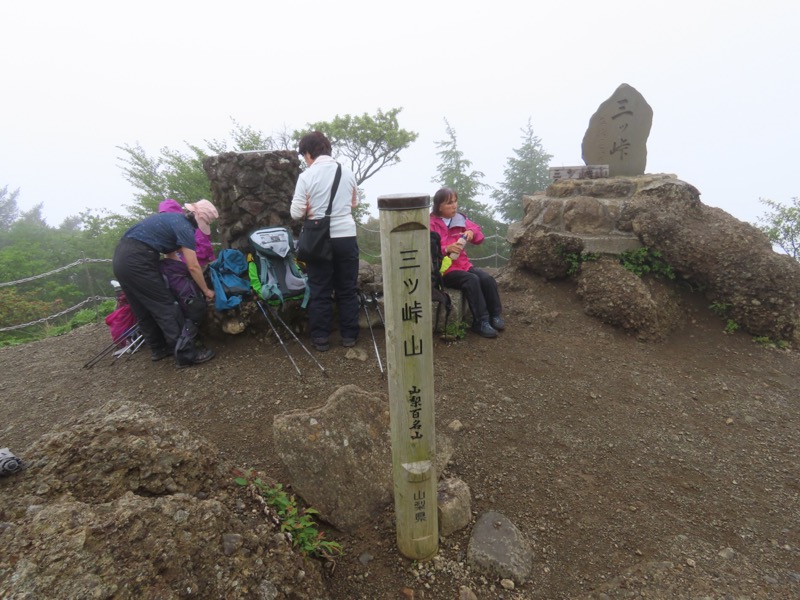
[184,199,219,235]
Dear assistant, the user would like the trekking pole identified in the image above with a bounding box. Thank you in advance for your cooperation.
[84,339,118,368]
[120,329,146,361]
[371,291,385,327]
[262,300,328,377]
[83,322,140,368]
[255,299,302,377]
[361,292,384,375]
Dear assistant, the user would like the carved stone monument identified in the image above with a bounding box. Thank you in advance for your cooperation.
[581,83,653,177]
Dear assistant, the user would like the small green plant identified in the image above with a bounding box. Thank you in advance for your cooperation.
[234,470,343,559]
[708,302,741,335]
[753,336,789,349]
[443,320,468,340]
[709,301,732,317]
[619,247,675,279]
[559,249,600,276]
[724,319,740,334]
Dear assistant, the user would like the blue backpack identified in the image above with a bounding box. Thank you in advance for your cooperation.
[248,226,310,308]
[208,249,251,311]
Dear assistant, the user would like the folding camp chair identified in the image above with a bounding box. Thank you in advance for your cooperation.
[84,281,144,368]
[84,321,144,368]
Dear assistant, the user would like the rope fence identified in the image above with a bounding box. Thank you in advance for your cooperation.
[0,296,115,332]
[356,222,511,267]
[2,226,512,333]
[0,257,114,333]
[0,258,112,288]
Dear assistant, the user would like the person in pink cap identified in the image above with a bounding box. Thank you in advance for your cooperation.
[158,199,216,267]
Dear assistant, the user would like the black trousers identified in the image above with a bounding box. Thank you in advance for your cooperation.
[112,237,194,363]
[305,236,360,341]
[442,267,502,324]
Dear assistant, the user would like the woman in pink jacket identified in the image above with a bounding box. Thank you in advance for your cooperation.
[430,187,504,338]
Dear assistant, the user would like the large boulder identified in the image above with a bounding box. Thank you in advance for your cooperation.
[619,178,800,343]
[273,385,453,532]
[0,401,329,599]
[508,174,800,344]
[577,258,683,341]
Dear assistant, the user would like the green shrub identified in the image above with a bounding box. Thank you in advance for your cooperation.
[709,301,732,317]
[753,336,789,350]
[724,319,740,334]
[558,248,599,276]
[443,320,468,340]
[619,247,675,279]
[234,470,343,559]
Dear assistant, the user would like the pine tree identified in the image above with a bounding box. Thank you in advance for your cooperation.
[492,119,552,223]
[0,186,20,231]
[431,119,493,227]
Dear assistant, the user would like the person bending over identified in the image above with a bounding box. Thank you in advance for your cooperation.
[112,201,218,367]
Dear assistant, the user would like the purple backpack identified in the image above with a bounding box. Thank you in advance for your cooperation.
[159,258,207,323]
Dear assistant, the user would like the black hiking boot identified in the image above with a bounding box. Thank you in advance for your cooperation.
[151,348,170,362]
[312,338,330,352]
[472,320,498,339]
[176,348,215,368]
[490,315,506,331]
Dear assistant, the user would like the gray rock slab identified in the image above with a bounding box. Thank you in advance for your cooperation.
[582,83,653,176]
[273,385,454,532]
[467,510,533,584]
[273,385,393,532]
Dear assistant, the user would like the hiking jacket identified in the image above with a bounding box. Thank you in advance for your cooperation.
[290,155,358,238]
[430,212,484,273]
[122,213,196,254]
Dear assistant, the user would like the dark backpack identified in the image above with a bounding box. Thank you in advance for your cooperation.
[159,258,207,323]
[430,230,452,331]
[247,226,310,308]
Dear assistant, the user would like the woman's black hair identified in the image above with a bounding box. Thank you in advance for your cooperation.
[183,208,198,229]
[298,131,332,160]
[432,187,457,216]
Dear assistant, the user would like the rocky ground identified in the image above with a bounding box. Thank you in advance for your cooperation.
[1,271,799,599]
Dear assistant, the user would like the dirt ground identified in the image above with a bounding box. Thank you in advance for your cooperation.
[2,273,799,599]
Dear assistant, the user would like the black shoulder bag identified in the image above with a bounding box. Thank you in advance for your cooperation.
[296,163,342,263]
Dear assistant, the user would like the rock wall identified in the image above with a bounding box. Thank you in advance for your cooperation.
[200,151,388,337]
[202,150,302,253]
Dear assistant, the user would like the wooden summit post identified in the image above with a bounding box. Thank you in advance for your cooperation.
[378,193,438,560]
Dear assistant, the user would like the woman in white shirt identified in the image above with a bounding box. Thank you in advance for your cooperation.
[291,131,360,352]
